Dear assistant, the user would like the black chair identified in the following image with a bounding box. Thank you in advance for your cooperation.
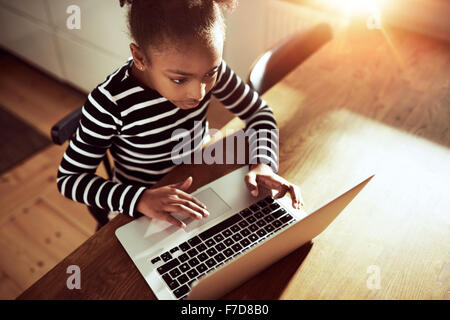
[51,107,112,230]
[247,23,333,95]
[210,23,333,130]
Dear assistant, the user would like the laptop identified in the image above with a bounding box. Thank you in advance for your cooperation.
[115,166,373,300]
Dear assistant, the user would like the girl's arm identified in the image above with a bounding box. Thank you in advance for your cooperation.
[212,60,279,173]
[57,87,146,217]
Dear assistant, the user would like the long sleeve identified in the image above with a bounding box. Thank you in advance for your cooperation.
[212,60,279,173]
[57,87,146,217]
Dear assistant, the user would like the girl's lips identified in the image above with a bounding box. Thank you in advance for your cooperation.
[180,101,200,109]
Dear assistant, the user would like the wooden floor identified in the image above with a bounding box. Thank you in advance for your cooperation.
[0,51,98,299]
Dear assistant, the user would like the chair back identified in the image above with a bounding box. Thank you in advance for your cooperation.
[248,23,333,95]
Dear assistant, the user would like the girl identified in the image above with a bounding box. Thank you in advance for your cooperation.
[57,0,303,229]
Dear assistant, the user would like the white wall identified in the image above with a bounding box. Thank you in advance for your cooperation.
[1,0,448,93]
[0,0,131,92]
[0,0,343,91]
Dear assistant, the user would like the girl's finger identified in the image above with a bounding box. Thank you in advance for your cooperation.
[154,211,186,229]
[164,213,186,229]
[171,198,209,218]
[245,172,259,196]
[287,184,297,208]
[165,204,203,220]
[273,185,288,199]
[173,189,208,210]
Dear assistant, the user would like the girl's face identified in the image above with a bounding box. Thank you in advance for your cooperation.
[130,34,223,110]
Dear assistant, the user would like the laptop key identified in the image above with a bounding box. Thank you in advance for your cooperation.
[262,208,271,215]
[280,214,293,223]
[257,200,267,207]
[169,267,181,279]
[223,249,234,257]
[250,204,259,212]
[264,224,275,233]
[232,233,242,242]
[247,216,256,223]
[179,253,189,263]
[206,248,218,257]
[173,284,190,299]
[248,234,259,243]
[240,238,251,248]
[188,257,200,267]
[179,263,190,272]
[168,279,179,290]
[157,258,180,275]
[179,242,190,252]
[272,220,282,228]
[162,273,172,285]
[187,248,198,258]
[257,229,267,237]
[188,236,202,247]
[187,269,199,279]
[222,229,232,237]
[238,220,249,228]
[196,263,207,273]
[196,243,207,252]
[150,257,161,264]
[170,247,179,254]
[264,196,274,203]
[264,215,275,223]
[197,253,208,262]
[232,243,243,252]
[240,228,250,237]
[248,224,258,232]
[272,208,287,218]
[224,238,234,246]
[256,220,267,227]
[270,203,280,210]
[161,252,172,262]
[214,253,225,263]
[213,234,224,242]
[254,212,264,219]
[240,208,252,217]
[205,239,216,247]
[214,242,225,251]
[205,258,216,268]
[230,225,241,233]
[198,214,242,241]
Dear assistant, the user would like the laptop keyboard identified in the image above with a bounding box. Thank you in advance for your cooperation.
[149,196,295,299]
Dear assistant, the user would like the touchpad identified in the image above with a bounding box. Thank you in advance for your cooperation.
[172,187,231,233]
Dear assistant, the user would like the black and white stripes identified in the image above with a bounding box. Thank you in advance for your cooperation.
[57,58,279,217]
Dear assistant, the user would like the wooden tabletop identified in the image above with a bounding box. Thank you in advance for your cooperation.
[18,21,450,300]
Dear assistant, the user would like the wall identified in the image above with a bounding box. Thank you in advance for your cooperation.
[0,0,131,93]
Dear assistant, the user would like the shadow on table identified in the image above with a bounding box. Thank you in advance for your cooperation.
[221,241,314,300]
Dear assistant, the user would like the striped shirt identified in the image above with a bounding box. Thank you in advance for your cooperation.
[57,58,279,217]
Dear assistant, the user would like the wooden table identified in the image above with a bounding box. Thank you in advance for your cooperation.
[18,22,450,300]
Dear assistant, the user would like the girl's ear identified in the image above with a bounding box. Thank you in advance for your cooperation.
[130,43,147,70]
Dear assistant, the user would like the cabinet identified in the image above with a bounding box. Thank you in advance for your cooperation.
[0,0,131,92]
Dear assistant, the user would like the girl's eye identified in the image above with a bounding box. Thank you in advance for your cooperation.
[206,71,218,78]
[172,78,187,85]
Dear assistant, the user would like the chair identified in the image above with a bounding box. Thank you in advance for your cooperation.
[208,23,333,131]
[247,23,333,95]
[51,107,112,230]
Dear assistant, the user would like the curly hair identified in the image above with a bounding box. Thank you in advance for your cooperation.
[119,0,237,53]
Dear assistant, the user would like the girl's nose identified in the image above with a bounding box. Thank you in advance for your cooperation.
[189,82,206,101]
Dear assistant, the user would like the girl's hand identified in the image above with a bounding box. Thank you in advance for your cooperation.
[136,177,209,228]
[245,163,304,209]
